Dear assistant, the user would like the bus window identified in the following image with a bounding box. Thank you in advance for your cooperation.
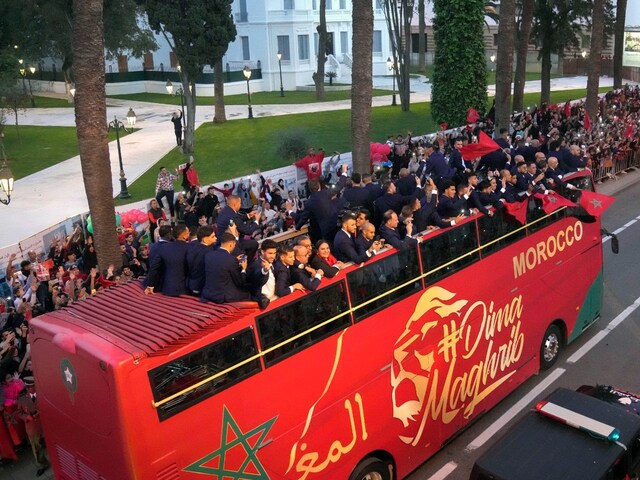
[149,328,261,421]
[477,208,526,258]
[347,247,421,322]
[257,281,350,367]
[420,221,479,283]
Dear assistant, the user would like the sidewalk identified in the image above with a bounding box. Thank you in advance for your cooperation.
[0,75,619,248]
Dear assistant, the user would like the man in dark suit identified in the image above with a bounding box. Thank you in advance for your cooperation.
[291,246,323,291]
[186,225,217,295]
[362,173,384,204]
[374,179,421,221]
[247,239,279,301]
[274,245,307,298]
[144,224,189,296]
[413,196,462,231]
[355,222,384,257]
[423,144,456,188]
[201,233,255,305]
[334,213,380,264]
[216,195,261,260]
[342,172,373,212]
[437,180,469,219]
[379,210,418,250]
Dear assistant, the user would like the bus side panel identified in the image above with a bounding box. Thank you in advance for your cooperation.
[29,317,133,480]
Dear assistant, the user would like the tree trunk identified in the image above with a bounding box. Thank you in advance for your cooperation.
[351,0,373,175]
[513,0,534,112]
[586,0,605,120]
[540,47,552,105]
[557,46,564,75]
[313,0,327,101]
[613,0,627,88]
[495,0,516,133]
[182,76,196,155]
[418,0,426,73]
[213,59,226,123]
[72,0,121,270]
[400,0,412,111]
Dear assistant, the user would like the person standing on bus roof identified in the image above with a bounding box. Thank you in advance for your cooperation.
[273,245,306,298]
[144,224,189,296]
[186,225,217,296]
[247,239,279,302]
[291,245,323,291]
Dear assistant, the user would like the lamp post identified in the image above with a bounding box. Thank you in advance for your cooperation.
[165,79,186,134]
[108,116,131,199]
[386,57,397,106]
[27,65,36,107]
[243,66,254,119]
[277,51,285,97]
[581,50,587,76]
[0,140,14,206]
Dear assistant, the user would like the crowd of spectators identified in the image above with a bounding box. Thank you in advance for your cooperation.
[1,85,640,468]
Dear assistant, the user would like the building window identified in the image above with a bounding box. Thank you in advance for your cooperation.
[411,33,427,53]
[241,36,250,61]
[493,34,498,46]
[312,0,317,9]
[143,52,154,70]
[284,0,294,9]
[117,55,129,72]
[373,30,382,53]
[314,33,319,56]
[340,31,348,54]
[278,35,291,61]
[375,0,383,10]
[169,52,178,68]
[238,0,248,22]
[327,0,333,9]
[340,0,346,8]
[298,35,310,60]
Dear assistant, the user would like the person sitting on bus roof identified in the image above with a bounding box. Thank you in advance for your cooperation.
[355,222,385,257]
[333,212,380,264]
[379,210,418,250]
[437,180,468,218]
[186,225,217,296]
[412,196,462,231]
[291,246,323,291]
[201,233,270,309]
[545,156,577,190]
[310,240,344,278]
[247,239,279,302]
[273,245,306,298]
[144,224,190,297]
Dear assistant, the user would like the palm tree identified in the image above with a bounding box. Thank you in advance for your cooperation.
[213,59,226,123]
[613,0,627,89]
[495,0,516,133]
[418,0,426,73]
[313,0,327,101]
[350,0,373,174]
[71,0,121,269]
[587,0,606,119]
[513,0,535,112]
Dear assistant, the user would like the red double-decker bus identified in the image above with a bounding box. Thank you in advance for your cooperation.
[29,172,610,480]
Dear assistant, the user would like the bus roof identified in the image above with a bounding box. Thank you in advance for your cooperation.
[472,388,640,480]
[43,281,255,356]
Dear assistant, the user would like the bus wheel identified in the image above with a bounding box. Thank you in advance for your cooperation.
[540,324,562,370]
[349,458,392,480]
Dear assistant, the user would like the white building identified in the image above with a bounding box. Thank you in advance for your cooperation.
[103,0,394,94]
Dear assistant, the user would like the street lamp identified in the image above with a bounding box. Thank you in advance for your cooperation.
[69,85,76,98]
[165,79,186,133]
[490,54,496,63]
[243,66,254,119]
[126,107,137,132]
[386,56,397,106]
[26,65,36,107]
[108,116,131,199]
[276,51,285,97]
[0,138,14,205]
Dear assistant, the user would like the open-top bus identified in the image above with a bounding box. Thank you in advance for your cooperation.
[29,171,611,480]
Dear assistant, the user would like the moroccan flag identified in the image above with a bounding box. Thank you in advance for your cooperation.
[584,111,592,131]
[504,198,529,225]
[625,123,634,138]
[534,192,577,214]
[466,107,480,124]
[579,190,615,217]
[459,131,501,160]
[564,101,571,118]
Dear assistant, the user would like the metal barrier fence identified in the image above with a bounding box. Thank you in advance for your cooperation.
[591,149,640,183]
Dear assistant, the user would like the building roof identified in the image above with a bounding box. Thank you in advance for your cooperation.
[45,281,254,357]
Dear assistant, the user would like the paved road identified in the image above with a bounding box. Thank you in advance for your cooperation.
[405,172,640,480]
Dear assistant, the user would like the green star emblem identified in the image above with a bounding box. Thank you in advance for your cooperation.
[60,358,77,393]
[184,406,277,479]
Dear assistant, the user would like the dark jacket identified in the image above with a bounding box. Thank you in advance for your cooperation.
[144,240,189,296]
[333,229,370,264]
[201,248,251,303]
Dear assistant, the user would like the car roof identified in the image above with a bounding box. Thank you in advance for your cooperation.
[472,387,640,480]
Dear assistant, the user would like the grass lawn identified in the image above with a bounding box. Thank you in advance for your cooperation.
[108,88,391,106]
[2,125,129,180]
[29,96,74,108]
[114,86,609,205]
